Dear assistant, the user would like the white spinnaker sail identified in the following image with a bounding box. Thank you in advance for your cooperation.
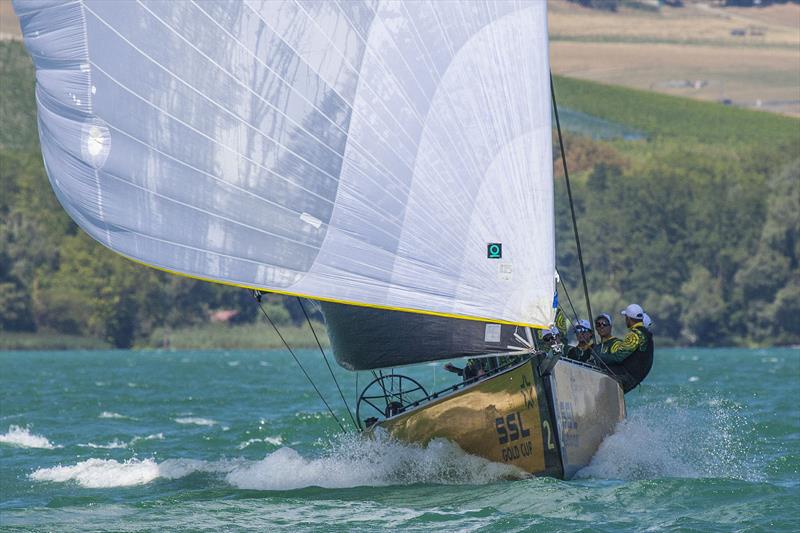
[16,0,554,327]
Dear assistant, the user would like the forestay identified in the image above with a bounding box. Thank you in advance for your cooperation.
[16,0,555,328]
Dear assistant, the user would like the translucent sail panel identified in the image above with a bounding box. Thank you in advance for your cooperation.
[16,0,555,327]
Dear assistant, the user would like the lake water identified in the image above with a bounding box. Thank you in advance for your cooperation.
[1,347,798,531]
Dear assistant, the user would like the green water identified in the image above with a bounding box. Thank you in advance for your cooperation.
[1,348,798,531]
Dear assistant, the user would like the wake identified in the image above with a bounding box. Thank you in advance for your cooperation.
[30,432,526,490]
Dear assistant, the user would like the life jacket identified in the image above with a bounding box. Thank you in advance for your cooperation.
[620,324,654,386]
[597,336,620,356]
[566,343,595,363]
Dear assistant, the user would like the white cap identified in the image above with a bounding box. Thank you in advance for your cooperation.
[621,303,644,320]
[643,313,654,329]
[595,313,612,326]
[574,319,592,332]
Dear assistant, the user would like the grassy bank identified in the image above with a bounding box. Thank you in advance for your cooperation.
[136,322,330,350]
[1,322,330,351]
[0,332,111,351]
[552,75,800,148]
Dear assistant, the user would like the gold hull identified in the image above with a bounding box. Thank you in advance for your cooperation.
[376,358,625,479]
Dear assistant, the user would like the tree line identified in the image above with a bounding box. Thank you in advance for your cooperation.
[2,133,797,348]
[1,42,797,348]
[553,135,798,346]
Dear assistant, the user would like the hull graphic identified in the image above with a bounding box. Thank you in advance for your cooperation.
[376,358,624,479]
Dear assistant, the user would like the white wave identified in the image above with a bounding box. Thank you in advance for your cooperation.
[576,399,759,481]
[78,439,128,450]
[30,458,230,488]
[238,436,283,449]
[98,411,131,419]
[31,434,524,490]
[0,425,59,449]
[130,432,164,443]
[174,417,216,426]
[226,433,526,490]
[78,432,165,450]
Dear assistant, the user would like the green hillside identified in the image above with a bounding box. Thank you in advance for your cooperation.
[550,76,799,347]
[552,75,800,149]
[0,41,37,151]
[1,41,798,348]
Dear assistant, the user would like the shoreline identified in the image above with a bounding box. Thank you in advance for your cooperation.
[0,322,330,351]
[1,327,790,352]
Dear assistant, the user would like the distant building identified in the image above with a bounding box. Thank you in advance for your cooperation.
[210,309,239,323]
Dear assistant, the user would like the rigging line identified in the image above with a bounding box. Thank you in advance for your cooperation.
[550,73,597,347]
[558,277,580,325]
[252,292,347,433]
[297,298,358,430]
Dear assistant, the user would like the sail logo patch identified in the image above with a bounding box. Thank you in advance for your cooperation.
[487,243,502,259]
[484,324,502,343]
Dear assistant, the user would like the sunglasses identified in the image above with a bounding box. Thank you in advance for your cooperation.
[595,322,610,327]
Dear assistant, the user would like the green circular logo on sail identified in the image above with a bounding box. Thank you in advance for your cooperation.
[487,243,502,259]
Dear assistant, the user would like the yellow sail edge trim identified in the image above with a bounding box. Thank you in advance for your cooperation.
[122,254,549,330]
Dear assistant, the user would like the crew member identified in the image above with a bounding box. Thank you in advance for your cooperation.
[594,313,619,361]
[599,304,654,393]
[540,328,558,351]
[444,358,486,381]
[565,319,596,363]
[536,307,567,352]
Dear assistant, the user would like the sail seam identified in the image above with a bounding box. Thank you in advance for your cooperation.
[329,0,483,231]
[79,0,110,248]
[80,34,463,263]
[191,0,466,259]
[248,0,470,255]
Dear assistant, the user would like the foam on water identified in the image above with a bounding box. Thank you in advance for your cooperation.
[226,433,525,490]
[98,411,132,419]
[76,433,164,450]
[130,432,165,443]
[238,436,283,449]
[577,396,759,481]
[30,433,525,490]
[78,439,128,450]
[174,417,217,426]
[30,458,230,488]
[0,425,59,449]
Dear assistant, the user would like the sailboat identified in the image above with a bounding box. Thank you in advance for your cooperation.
[15,0,625,479]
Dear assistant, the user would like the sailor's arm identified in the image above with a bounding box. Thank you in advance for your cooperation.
[443,363,464,376]
[602,331,641,364]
